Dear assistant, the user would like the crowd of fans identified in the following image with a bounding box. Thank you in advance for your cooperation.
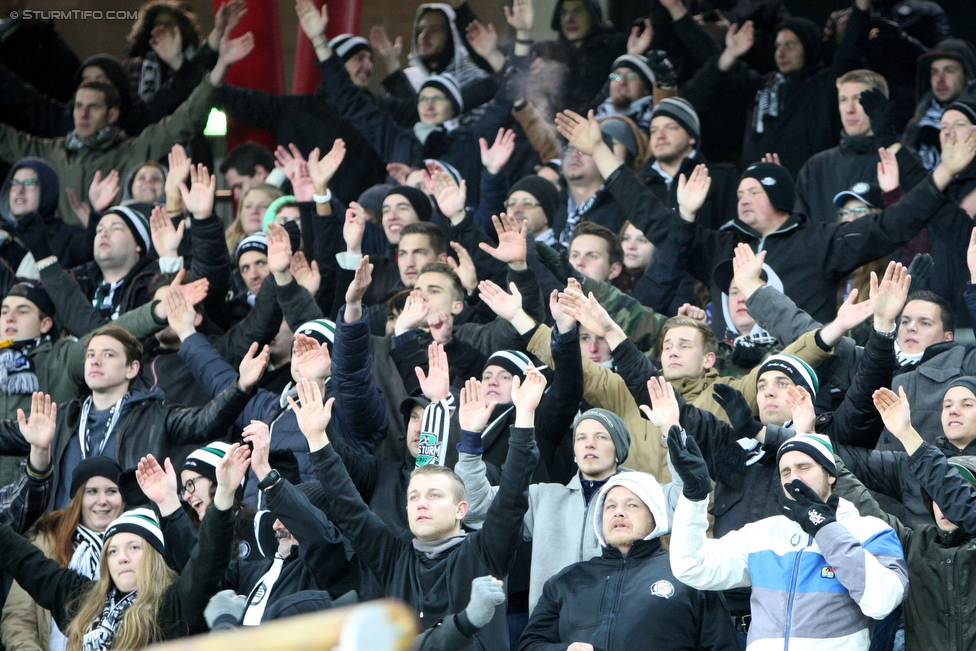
[0,0,971,649]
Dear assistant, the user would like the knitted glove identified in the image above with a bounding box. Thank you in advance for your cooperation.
[464,576,506,629]
[712,384,763,439]
[204,589,247,631]
[906,253,933,291]
[777,479,839,537]
[14,212,54,260]
[646,50,676,89]
[857,87,897,139]
[667,425,712,501]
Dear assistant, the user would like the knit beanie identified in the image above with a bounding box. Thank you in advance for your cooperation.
[104,507,166,555]
[592,471,669,545]
[182,442,232,484]
[507,175,559,226]
[483,350,531,382]
[740,163,796,214]
[69,456,122,499]
[420,74,463,116]
[383,186,433,222]
[946,376,976,400]
[6,280,56,319]
[235,232,268,264]
[572,408,631,464]
[101,205,152,254]
[610,54,655,90]
[599,117,640,157]
[358,183,394,215]
[650,97,701,142]
[777,432,837,477]
[328,34,371,63]
[294,319,336,347]
[945,96,976,126]
[757,354,819,395]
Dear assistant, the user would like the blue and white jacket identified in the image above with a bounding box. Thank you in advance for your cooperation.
[670,494,907,651]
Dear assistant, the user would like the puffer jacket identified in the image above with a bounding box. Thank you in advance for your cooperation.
[671,494,908,651]
[520,538,737,651]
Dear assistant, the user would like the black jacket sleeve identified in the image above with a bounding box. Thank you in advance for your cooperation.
[908,442,976,534]
[215,84,287,132]
[162,382,253,446]
[187,214,232,328]
[534,326,583,448]
[171,504,236,636]
[161,506,199,572]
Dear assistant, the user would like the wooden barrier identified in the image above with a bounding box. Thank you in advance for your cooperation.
[147,600,419,651]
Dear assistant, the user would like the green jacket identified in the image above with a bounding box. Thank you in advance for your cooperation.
[581,276,665,353]
[0,300,166,422]
[0,79,217,223]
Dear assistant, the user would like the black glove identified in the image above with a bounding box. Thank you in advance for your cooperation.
[777,479,839,537]
[646,50,676,90]
[14,212,54,260]
[712,384,763,439]
[906,253,933,291]
[667,425,712,501]
[857,87,896,139]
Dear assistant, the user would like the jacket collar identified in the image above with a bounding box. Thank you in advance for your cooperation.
[600,536,662,560]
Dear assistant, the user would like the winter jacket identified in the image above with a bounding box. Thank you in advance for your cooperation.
[853,441,976,651]
[680,8,866,176]
[639,150,741,231]
[794,137,928,224]
[1,530,55,651]
[670,494,908,651]
[0,503,235,644]
[215,85,389,205]
[0,77,217,223]
[311,424,539,651]
[0,158,90,269]
[315,54,513,209]
[0,383,250,507]
[520,538,738,651]
[0,19,80,105]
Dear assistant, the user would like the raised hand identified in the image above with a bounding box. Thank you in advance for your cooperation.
[676,303,707,322]
[66,189,92,228]
[151,23,184,69]
[291,251,321,296]
[549,289,576,333]
[427,311,453,345]
[465,20,500,62]
[676,164,711,222]
[386,163,412,186]
[870,261,910,329]
[627,18,653,55]
[731,243,766,298]
[504,0,534,32]
[288,378,335,450]
[265,222,293,275]
[343,202,367,254]
[785,385,816,433]
[480,128,516,175]
[178,163,216,219]
[416,341,450,401]
[723,21,755,59]
[242,420,272,481]
[295,0,328,40]
[275,143,314,202]
[165,281,197,340]
[759,152,780,165]
[218,31,255,67]
[477,280,523,321]
[293,333,331,382]
[935,125,976,185]
[558,288,617,339]
[777,479,838,537]
[459,378,497,432]
[712,383,762,439]
[171,267,209,308]
[369,26,402,73]
[876,146,900,193]
[237,341,270,392]
[479,212,527,269]
[638,376,680,431]
[873,386,914,440]
[214,0,248,39]
[447,242,478,293]
[394,289,430,335]
[136,455,181,515]
[430,168,466,224]
[150,205,185,258]
[836,288,874,331]
[18,392,56,460]
[166,144,192,202]
[666,425,711,501]
[308,139,346,194]
[554,109,603,156]
[214,443,252,497]
[511,366,547,415]
[89,169,121,213]
[345,254,373,305]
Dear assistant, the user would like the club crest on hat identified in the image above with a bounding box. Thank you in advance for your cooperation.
[650,580,675,599]
[852,182,870,194]
[760,177,777,186]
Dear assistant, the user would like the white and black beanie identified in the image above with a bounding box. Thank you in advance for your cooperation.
[421,74,464,116]
[328,34,371,63]
[104,508,166,555]
[182,441,232,484]
[295,319,337,347]
[102,205,152,255]
[611,54,656,90]
[483,350,531,382]
[235,232,268,265]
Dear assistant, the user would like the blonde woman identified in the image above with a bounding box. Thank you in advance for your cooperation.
[0,445,248,651]
[225,184,282,253]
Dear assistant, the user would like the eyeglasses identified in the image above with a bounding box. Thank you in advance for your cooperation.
[505,198,541,209]
[182,475,206,496]
[837,207,874,219]
[608,72,641,82]
[9,179,38,189]
[418,95,449,106]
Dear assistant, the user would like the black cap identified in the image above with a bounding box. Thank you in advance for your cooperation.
[832,181,883,209]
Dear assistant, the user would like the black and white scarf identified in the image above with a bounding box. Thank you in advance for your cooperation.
[65,126,127,152]
[753,73,786,135]
[81,589,136,651]
[917,97,945,171]
[0,337,44,394]
[558,187,606,247]
[71,525,105,580]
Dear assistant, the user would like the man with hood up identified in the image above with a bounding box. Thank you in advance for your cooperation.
[682,0,871,176]
[402,3,489,93]
[0,158,90,273]
[519,471,737,651]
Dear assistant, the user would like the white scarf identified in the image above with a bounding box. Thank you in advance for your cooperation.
[242,556,285,626]
[894,341,924,367]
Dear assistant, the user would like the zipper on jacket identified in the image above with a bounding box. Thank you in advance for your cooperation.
[783,535,809,651]
[604,556,629,649]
